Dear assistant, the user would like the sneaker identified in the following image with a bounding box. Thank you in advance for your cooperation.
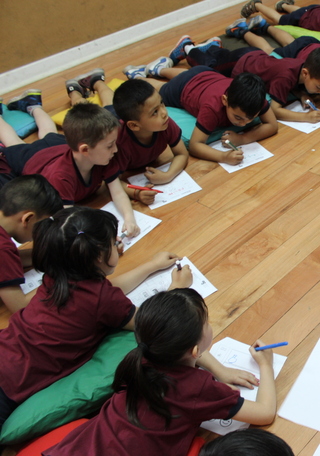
[275,0,295,13]
[247,15,269,35]
[226,19,249,38]
[65,79,86,97]
[7,89,42,112]
[193,36,222,52]
[73,68,105,92]
[169,35,193,65]
[123,64,147,79]
[0,98,3,116]
[146,57,174,77]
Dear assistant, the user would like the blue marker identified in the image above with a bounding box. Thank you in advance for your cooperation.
[255,342,288,351]
[305,99,319,111]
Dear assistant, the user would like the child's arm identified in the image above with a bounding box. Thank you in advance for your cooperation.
[271,99,320,123]
[0,286,37,313]
[221,108,278,147]
[111,252,192,294]
[107,178,140,237]
[144,139,189,184]
[232,339,277,425]
[120,180,157,206]
[189,126,244,165]
[196,350,259,389]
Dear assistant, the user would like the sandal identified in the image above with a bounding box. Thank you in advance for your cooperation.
[241,0,262,18]
[275,0,294,13]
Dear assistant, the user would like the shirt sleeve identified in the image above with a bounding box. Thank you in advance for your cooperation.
[97,279,136,329]
[0,246,25,288]
[167,118,182,148]
[192,372,244,423]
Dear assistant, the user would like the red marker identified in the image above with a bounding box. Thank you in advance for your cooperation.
[127,184,163,193]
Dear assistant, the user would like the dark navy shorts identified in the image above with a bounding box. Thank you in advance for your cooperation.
[104,104,120,119]
[159,66,218,108]
[274,36,320,58]
[279,4,318,25]
[3,133,66,175]
[0,387,18,431]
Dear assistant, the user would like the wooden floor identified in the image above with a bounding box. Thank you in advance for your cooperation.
[1,0,320,454]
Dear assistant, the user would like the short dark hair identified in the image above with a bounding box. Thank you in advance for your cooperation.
[62,102,120,151]
[226,72,266,119]
[113,79,156,122]
[0,174,63,217]
[303,48,320,79]
[199,429,294,456]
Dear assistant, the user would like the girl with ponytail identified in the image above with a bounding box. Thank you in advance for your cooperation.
[0,206,192,431]
[44,288,276,456]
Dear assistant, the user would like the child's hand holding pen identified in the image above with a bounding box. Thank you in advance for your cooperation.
[304,99,320,123]
[170,260,193,289]
[224,139,244,165]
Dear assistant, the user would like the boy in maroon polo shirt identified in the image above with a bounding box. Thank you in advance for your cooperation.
[0,92,140,237]
[121,61,277,164]
[0,175,62,313]
[65,70,189,206]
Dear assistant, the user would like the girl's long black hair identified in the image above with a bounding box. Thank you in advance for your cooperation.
[112,288,208,428]
[32,206,118,308]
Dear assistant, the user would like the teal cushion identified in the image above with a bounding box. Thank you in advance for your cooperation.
[166,106,260,148]
[0,330,137,445]
[2,104,37,139]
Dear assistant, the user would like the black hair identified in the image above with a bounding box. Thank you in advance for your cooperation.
[112,288,208,428]
[0,174,63,217]
[62,102,120,151]
[303,48,320,79]
[199,429,294,456]
[113,79,156,122]
[32,206,118,309]
[226,72,266,119]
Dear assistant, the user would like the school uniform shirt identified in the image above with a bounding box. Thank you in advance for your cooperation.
[232,52,304,106]
[115,118,182,171]
[296,42,320,61]
[0,226,25,289]
[179,71,269,136]
[0,276,135,403]
[42,364,244,456]
[297,6,320,31]
[22,145,121,205]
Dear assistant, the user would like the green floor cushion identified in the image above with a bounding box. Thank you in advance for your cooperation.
[275,25,320,40]
[0,330,137,445]
[2,104,37,139]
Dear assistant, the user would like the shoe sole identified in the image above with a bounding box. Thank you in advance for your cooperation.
[7,89,42,105]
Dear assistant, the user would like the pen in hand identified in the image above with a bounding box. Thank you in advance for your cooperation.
[175,260,182,271]
[255,342,288,351]
[305,99,319,111]
[225,139,240,151]
[115,232,128,246]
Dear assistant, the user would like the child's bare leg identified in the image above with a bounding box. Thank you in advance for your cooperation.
[243,31,274,54]
[0,117,25,146]
[93,80,113,106]
[255,3,282,24]
[31,107,57,139]
[282,4,300,13]
[68,90,86,106]
[267,25,294,47]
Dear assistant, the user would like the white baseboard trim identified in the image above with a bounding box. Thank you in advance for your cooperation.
[0,0,242,95]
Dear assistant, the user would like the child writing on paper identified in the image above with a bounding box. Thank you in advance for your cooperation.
[122,60,278,165]
[0,207,192,431]
[65,70,189,206]
[42,288,275,456]
[0,93,139,236]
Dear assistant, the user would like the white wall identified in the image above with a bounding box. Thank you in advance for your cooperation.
[0,0,241,95]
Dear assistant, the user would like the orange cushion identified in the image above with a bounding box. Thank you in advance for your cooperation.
[16,419,88,456]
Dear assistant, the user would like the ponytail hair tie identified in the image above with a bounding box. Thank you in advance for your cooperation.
[138,342,149,354]
[77,231,85,235]
[49,216,54,221]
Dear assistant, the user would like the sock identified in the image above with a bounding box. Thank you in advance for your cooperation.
[27,105,42,117]
[184,44,194,55]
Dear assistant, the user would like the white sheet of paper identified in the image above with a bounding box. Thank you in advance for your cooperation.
[126,257,217,306]
[127,163,202,209]
[209,141,273,173]
[278,338,320,431]
[100,202,161,251]
[20,269,44,294]
[278,101,320,133]
[201,337,287,435]
[314,445,320,456]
